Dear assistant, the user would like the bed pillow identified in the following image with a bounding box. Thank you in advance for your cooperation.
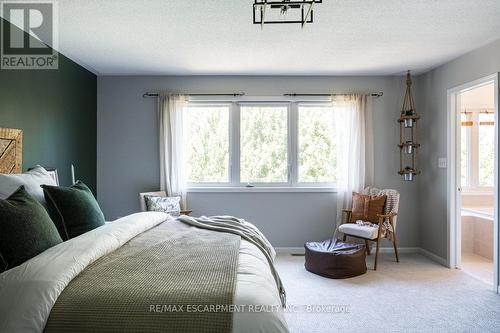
[0,165,57,205]
[145,195,181,216]
[42,181,105,240]
[351,192,387,224]
[0,186,62,272]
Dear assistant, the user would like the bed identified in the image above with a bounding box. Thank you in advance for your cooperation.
[0,212,289,333]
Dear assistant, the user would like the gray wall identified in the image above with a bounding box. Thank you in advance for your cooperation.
[98,75,420,247]
[415,38,500,260]
[188,192,336,247]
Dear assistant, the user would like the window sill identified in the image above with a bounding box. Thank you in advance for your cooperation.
[187,187,337,193]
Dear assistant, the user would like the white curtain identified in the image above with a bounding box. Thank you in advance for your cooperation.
[333,94,374,231]
[159,94,189,209]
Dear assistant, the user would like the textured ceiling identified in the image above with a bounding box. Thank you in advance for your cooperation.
[28,0,500,75]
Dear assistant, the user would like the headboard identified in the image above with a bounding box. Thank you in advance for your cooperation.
[0,128,23,174]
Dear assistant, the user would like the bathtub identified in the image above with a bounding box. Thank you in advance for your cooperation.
[461,207,494,260]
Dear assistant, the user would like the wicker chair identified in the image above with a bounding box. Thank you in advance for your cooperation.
[338,187,400,270]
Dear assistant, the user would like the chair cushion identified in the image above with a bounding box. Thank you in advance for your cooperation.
[339,223,379,240]
[351,192,386,223]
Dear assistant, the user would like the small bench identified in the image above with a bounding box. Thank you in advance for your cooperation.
[304,239,367,279]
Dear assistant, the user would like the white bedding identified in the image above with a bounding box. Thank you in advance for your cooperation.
[0,212,288,333]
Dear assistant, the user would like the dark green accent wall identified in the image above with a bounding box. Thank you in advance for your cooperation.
[0,19,97,192]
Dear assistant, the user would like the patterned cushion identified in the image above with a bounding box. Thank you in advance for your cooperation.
[145,195,181,216]
[351,192,386,223]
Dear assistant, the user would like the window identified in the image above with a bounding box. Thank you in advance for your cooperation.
[184,100,339,189]
[478,112,495,187]
[240,105,288,183]
[460,110,495,189]
[298,105,337,183]
[184,104,230,183]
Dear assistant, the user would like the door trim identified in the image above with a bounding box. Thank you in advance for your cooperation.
[447,73,499,292]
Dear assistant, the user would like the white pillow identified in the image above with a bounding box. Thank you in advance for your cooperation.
[0,166,57,204]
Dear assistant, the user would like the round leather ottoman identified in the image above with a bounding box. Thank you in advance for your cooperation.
[304,239,367,279]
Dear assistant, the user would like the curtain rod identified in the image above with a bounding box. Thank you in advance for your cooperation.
[142,92,245,98]
[284,92,384,98]
[143,92,383,98]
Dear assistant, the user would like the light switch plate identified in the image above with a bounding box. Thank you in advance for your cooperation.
[438,157,447,169]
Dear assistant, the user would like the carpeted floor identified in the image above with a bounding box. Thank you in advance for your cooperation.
[275,253,500,333]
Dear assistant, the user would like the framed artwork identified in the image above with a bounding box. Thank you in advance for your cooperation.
[0,128,23,174]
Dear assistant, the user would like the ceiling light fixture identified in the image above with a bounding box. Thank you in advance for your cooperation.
[253,0,323,28]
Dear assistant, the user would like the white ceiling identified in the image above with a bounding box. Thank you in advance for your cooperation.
[40,0,500,75]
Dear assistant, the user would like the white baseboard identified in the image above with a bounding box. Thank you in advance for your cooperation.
[275,246,449,267]
[275,247,304,255]
[418,248,448,267]
[377,247,419,254]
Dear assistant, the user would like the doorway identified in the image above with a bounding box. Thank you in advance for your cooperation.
[448,74,499,291]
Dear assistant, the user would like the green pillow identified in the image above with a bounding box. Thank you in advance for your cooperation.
[0,186,62,272]
[42,181,105,240]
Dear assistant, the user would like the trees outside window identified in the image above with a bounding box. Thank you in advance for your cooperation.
[184,101,338,187]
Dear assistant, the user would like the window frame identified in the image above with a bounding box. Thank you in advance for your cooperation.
[184,99,338,191]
